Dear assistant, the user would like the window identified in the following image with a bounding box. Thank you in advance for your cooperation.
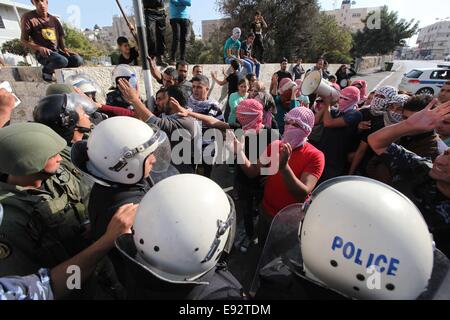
[430,70,449,80]
[352,13,361,18]
[405,70,423,79]
[0,16,5,29]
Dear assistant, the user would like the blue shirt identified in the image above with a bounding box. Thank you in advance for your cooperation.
[169,0,191,19]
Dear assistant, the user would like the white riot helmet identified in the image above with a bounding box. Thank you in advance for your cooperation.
[299,176,434,300]
[71,117,171,186]
[131,174,234,284]
[112,64,137,87]
[64,73,100,95]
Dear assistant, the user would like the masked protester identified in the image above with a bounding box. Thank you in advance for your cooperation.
[351,80,368,107]
[314,86,362,182]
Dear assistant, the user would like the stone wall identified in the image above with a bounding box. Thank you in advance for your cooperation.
[0,57,390,123]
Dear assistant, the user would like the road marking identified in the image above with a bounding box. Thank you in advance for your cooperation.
[373,62,404,91]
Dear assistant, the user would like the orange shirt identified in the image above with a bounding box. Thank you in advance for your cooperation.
[262,141,325,217]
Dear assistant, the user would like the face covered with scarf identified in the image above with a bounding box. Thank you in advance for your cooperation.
[236,99,264,133]
[338,86,360,113]
[351,80,367,101]
[282,107,315,149]
[370,86,398,116]
[384,94,410,126]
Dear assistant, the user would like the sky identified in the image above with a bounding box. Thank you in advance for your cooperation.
[14,0,450,45]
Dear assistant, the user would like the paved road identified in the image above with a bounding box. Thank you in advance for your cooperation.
[216,59,449,294]
[357,59,447,92]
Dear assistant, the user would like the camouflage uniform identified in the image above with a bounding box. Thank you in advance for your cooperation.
[0,268,53,300]
[381,144,450,256]
[0,123,89,277]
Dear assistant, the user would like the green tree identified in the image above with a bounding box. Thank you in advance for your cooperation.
[63,24,107,61]
[352,6,418,57]
[310,13,353,63]
[1,39,30,58]
[217,0,321,62]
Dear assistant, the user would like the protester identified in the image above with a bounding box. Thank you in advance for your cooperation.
[250,11,267,63]
[351,79,368,106]
[224,28,242,64]
[271,77,304,134]
[169,0,192,64]
[143,0,168,67]
[240,33,260,78]
[211,60,240,120]
[117,37,139,66]
[227,99,279,252]
[272,58,293,89]
[233,107,324,245]
[192,65,203,78]
[335,64,357,89]
[292,57,306,81]
[314,86,362,182]
[249,80,277,129]
[322,60,331,80]
[306,57,325,77]
[368,99,450,256]
[20,0,83,81]
[246,73,257,91]
[228,79,249,127]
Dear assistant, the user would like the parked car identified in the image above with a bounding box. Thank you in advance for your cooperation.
[398,65,450,96]
[445,54,450,62]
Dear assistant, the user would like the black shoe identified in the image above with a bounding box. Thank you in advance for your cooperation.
[42,72,54,82]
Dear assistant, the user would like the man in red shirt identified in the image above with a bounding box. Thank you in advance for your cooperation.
[233,107,325,245]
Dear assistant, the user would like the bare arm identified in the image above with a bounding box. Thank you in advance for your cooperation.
[279,143,318,202]
[147,56,163,83]
[50,204,138,300]
[118,79,153,121]
[211,72,228,86]
[349,141,369,175]
[270,74,278,96]
[369,100,450,155]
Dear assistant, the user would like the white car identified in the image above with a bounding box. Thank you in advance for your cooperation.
[398,66,450,96]
[445,55,450,62]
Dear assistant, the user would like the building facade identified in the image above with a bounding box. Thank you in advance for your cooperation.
[0,0,35,46]
[416,20,450,60]
[202,18,230,42]
[324,0,382,33]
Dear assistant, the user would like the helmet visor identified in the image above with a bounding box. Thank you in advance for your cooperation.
[66,93,98,115]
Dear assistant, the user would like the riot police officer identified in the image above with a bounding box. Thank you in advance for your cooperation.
[254,176,450,300]
[116,174,245,300]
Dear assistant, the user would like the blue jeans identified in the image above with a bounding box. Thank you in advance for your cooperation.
[242,58,260,78]
[37,51,83,75]
[225,57,254,77]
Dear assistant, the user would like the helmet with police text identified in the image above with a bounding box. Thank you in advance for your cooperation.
[299,176,434,300]
[0,123,66,176]
[71,117,171,185]
[126,174,234,284]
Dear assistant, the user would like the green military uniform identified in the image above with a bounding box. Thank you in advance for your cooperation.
[0,123,89,277]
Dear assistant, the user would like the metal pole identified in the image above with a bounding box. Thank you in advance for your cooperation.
[132,0,154,101]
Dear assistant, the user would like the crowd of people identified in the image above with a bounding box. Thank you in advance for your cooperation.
[0,0,450,301]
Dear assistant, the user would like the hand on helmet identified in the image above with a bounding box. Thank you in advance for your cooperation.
[118,78,140,104]
[104,203,139,244]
